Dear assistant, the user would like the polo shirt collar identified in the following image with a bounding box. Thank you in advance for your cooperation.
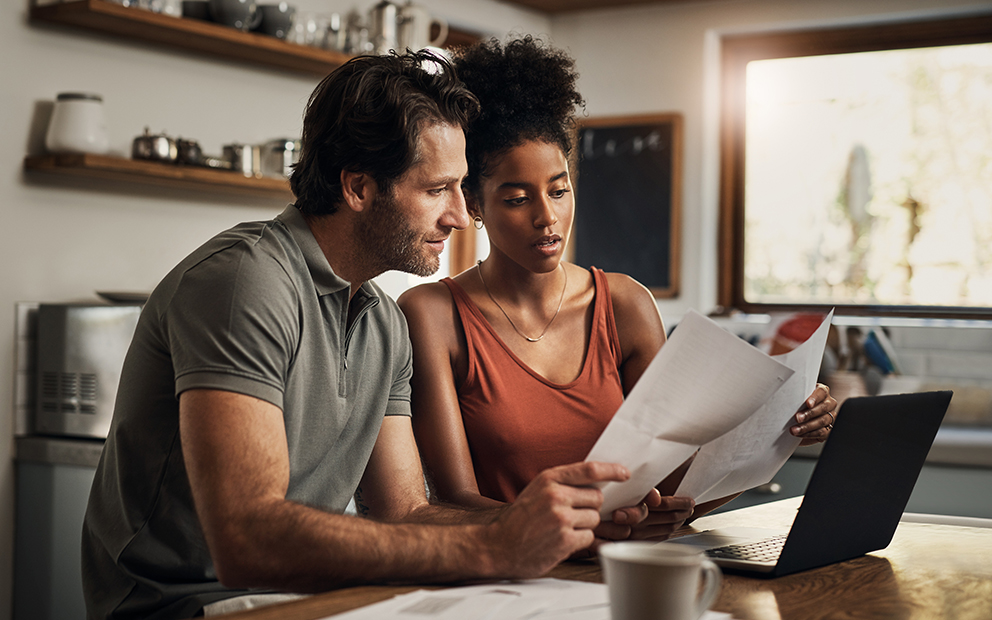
[277,204,353,297]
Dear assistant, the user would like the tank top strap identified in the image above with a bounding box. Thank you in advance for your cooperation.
[440,277,489,387]
[589,267,623,369]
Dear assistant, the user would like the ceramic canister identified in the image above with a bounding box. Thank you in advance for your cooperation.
[45,92,109,155]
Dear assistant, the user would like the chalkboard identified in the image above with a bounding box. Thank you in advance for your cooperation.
[573,114,681,297]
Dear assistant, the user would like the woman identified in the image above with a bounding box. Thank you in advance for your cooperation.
[398,36,836,542]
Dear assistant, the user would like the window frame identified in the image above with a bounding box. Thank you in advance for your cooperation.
[717,12,992,319]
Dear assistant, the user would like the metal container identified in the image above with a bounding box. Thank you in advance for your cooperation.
[223,143,262,178]
[176,138,203,165]
[132,128,177,162]
[369,0,398,54]
[260,138,301,179]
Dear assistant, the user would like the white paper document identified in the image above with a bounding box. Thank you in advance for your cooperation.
[675,310,833,503]
[320,578,735,620]
[323,578,608,620]
[585,310,794,517]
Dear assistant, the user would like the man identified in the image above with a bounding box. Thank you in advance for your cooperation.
[81,51,635,620]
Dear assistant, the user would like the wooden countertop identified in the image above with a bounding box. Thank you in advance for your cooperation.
[208,497,992,620]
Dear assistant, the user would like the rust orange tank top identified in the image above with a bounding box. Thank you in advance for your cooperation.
[441,267,625,503]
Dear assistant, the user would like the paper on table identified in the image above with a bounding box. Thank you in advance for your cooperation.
[319,578,737,620]
[321,579,608,620]
[586,310,794,517]
[675,310,834,503]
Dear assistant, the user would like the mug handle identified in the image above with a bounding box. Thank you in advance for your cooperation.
[247,4,263,30]
[695,559,722,619]
[428,16,448,47]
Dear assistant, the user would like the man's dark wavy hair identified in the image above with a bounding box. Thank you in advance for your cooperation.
[291,51,480,216]
[452,36,584,201]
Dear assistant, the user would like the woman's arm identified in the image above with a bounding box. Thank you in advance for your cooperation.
[606,273,667,396]
[603,273,695,540]
[397,283,503,510]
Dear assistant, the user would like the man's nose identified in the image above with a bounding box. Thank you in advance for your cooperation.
[443,186,471,231]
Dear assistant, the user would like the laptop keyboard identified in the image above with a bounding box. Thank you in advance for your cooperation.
[705,534,788,563]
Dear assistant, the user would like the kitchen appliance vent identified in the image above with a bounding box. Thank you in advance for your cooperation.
[40,371,99,414]
[34,303,141,438]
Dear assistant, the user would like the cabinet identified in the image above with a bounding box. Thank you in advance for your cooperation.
[13,437,103,620]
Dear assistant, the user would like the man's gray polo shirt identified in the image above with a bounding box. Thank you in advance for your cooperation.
[82,205,412,620]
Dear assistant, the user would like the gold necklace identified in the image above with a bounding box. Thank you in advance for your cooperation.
[476,260,567,343]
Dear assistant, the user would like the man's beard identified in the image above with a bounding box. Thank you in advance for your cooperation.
[355,188,442,278]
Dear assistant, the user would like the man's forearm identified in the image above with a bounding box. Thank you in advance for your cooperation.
[398,500,504,525]
[208,498,503,592]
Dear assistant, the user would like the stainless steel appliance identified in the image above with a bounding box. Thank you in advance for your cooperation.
[34,303,141,438]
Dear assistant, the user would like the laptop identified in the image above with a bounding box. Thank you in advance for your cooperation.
[668,390,953,577]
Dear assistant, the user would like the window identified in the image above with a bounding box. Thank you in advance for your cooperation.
[719,14,992,318]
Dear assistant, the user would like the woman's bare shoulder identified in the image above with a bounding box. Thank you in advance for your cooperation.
[397,281,458,329]
[602,271,656,313]
[398,280,451,311]
[399,282,465,360]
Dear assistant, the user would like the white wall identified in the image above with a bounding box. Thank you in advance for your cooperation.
[549,0,992,326]
[0,2,547,617]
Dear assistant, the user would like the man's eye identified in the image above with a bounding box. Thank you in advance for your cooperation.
[551,188,571,199]
[428,188,447,196]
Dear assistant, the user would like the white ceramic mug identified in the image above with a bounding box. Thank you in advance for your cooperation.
[600,542,722,620]
[396,1,447,51]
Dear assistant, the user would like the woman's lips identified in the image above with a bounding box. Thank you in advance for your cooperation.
[534,235,561,256]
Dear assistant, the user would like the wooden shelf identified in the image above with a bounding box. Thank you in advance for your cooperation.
[24,153,294,199]
[501,0,712,14]
[29,0,352,76]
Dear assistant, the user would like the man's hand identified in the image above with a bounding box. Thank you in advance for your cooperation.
[485,461,629,577]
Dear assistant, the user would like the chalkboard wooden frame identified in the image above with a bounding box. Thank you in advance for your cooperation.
[573,113,682,298]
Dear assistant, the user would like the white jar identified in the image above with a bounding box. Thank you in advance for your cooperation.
[45,92,110,155]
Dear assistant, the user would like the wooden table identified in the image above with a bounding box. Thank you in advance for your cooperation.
[212,497,992,620]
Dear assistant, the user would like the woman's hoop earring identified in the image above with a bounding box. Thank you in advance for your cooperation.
[473,217,484,230]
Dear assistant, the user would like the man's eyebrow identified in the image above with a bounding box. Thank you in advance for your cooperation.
[429,175,465,186]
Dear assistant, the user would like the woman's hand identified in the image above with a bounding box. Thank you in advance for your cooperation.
[583,488,659,548]
[571,487,694,557]
[790,383,838,446]
[587,487,694,547]
[623,490,695,541]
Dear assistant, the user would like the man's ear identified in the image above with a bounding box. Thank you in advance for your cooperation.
[340,169,375,213]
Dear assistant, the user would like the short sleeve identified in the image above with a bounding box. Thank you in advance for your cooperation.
[385,291,413,416]
[168,242,300,409]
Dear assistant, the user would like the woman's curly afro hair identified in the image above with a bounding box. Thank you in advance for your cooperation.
[453,36,584,199]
